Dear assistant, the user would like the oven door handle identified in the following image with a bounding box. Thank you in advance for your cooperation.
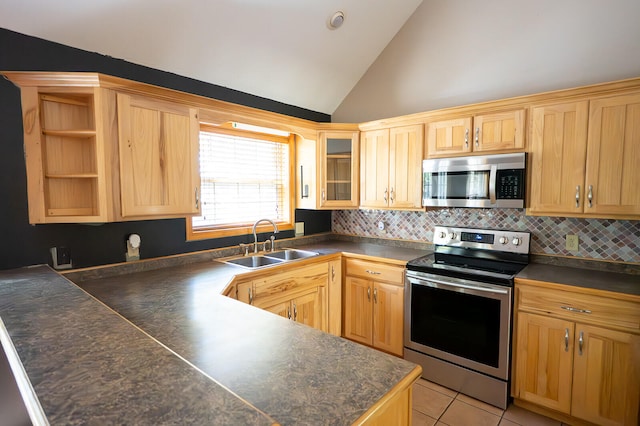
[408,275,509,295]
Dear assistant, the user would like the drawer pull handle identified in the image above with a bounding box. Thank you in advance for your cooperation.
[365,270,381,275]
[578,331,584,356]
[561,306,592,314]
[564,328,569,352]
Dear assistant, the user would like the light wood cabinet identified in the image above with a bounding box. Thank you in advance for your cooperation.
[513,280,640,426]
[327,259,342,337]
[295,128,359,210]
[235,261,330,332]
[529,93,640,218]
[12,85,116,223]
[343,258,405,356]
[360,125,423,210]
[426,109,525,158]
[584,92,640,217]
[528,101,589,215]
[116,93,201,217]
[5,73,202,223]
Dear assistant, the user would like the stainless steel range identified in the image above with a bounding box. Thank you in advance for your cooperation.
[404,226,531,409]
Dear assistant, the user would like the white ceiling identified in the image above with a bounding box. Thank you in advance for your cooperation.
[0,0,424,115]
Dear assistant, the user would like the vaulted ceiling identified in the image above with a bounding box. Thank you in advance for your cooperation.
[0,0,424,115]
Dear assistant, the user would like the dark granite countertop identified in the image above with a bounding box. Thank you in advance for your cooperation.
[517,262,640,297]
[1,260,420,425]
[77,257,420,425]
[0,266,276,425]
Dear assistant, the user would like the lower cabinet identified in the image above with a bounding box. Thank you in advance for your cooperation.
[343,258,405,356]
[513,280,640,426]
[235,260,330,333]
[258,286,325,330]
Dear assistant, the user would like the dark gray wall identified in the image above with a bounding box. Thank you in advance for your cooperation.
[0,28,332,270]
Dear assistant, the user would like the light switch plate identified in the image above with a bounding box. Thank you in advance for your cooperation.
[295,222,304,237]
[566,234,579,252]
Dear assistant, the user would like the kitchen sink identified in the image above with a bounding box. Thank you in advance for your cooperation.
[224,255,284,268]
[221,248,319,269]
[264,249,319,261]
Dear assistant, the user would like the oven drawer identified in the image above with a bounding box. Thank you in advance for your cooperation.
[516,282,640,333]
[345,258,404,284]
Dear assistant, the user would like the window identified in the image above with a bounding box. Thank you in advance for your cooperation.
[186,125,294,240]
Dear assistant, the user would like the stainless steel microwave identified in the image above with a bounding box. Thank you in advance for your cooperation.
[422,153,526,208]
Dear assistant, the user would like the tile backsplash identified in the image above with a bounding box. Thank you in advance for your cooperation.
[332,209,640,264]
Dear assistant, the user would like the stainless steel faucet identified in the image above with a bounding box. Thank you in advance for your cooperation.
[252,218,279,253]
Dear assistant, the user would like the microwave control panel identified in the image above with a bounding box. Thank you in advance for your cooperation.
[496,169,524,199]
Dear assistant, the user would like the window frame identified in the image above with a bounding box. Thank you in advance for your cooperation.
[186,124,295,241]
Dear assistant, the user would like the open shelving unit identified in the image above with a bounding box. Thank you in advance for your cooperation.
[39,93,99,218]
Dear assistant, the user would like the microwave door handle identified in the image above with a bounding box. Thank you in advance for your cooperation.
[489,164,497,204]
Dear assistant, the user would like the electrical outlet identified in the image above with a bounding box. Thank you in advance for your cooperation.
[566,234,579,252]
[50,247,72,270]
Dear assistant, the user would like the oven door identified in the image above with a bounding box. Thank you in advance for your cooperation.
[404,270,512,380]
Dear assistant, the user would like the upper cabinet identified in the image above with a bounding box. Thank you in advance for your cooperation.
[585,93,640,217]
[15,85,114,223]
[5,72,202,224]
[296,127,359,210]
[426,109,526,158]
[528,92,640,218]
[360,125,424,210]
[116,93,200,217]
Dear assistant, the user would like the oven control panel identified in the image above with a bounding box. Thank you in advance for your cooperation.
[433,226,531,254]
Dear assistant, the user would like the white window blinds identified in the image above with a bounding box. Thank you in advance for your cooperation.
[192,130,290,229]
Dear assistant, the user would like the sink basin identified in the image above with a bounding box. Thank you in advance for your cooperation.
[264,249,319,261]
[224,255,284,268]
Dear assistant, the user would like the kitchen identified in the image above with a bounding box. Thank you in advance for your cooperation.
[1,0,640,425]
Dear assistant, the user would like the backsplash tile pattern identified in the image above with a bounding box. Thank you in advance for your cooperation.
[332,209,640,263]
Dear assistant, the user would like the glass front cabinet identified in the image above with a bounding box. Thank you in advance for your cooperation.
[296,128,359,210]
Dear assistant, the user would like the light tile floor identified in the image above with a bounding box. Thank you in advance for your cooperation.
[412,378,569,426]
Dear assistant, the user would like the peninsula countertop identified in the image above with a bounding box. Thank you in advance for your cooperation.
[1,257,421,424]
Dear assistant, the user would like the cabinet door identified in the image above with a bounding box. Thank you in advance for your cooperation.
[292,287,326,331]
[117,93,200,217]
[528,101,589,215]
[389,125,424,209]
[360,129,390,208]
[571,324,640,426]
[426,117,472,157]
[327,259,342,336]
[319,131,359,208]
[260,299,291,320]
[514,312,574,414]
[236,281,253,304]
[344,276,373,346]
[474,109,526,152]
[372,282,404,356]
[585,93,640,216]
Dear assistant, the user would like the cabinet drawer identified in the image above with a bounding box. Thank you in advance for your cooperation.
[345,258,404,284]
[517,284,640,333]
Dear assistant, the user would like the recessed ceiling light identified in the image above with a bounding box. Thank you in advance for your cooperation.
[328,11,345,30]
